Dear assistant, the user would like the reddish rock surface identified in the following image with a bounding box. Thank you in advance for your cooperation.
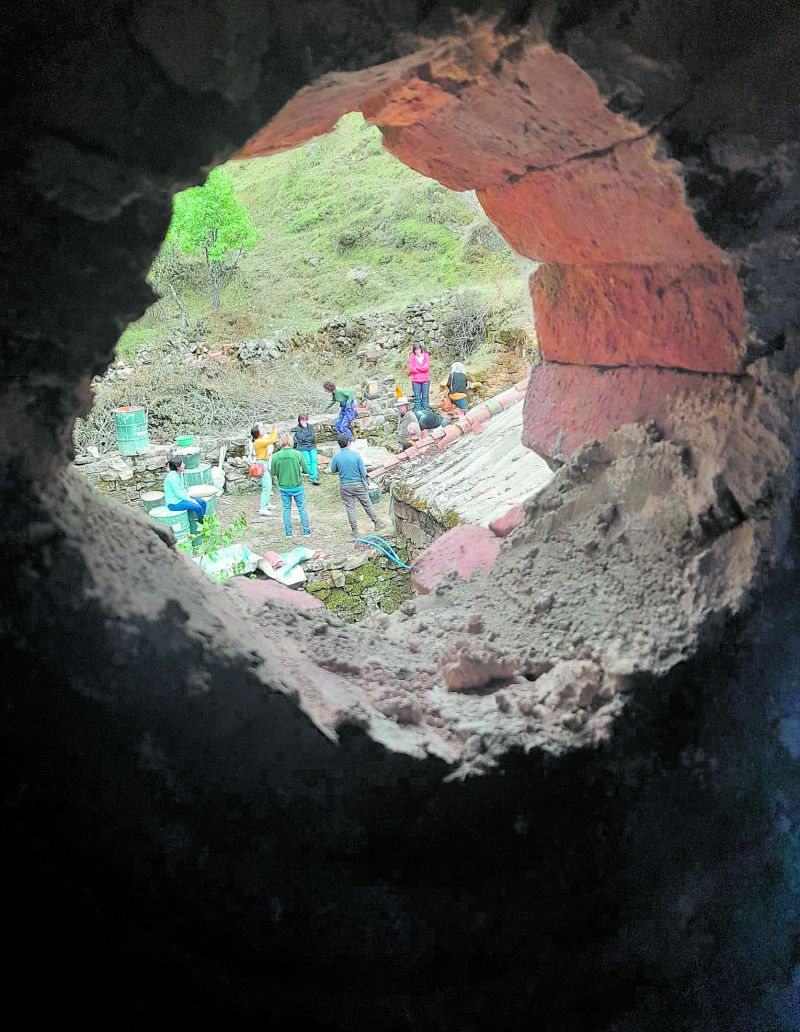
[489,505,525,538]
[410,525,501,595]
[522,362,729,462]
[479,137,725,266]
[227,576,324,609]
[381,46,641,190]
[531,263,746,372]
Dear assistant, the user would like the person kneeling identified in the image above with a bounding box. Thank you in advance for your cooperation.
[330,434,385,537]
[164,456,206,521]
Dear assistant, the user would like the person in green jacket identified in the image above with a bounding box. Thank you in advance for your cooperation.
[323,380,358,441]
[270,435,311,538]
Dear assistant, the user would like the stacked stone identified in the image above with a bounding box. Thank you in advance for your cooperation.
[232,337,287,367]
[74,443,174,505]
[390,490,459,553]
[302,549,412,623]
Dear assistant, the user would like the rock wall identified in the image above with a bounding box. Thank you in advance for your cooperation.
[303,549,412,621]
[391,484,460,554]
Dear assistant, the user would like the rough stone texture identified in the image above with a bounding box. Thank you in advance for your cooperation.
[3,3,800,1030]
[531,262,747,372]
[410,524,501,595]
[479,136,726,265]
[226,575,326,610]
[302,550,412,622]
[522,360,782,466]
[389,399,553,545]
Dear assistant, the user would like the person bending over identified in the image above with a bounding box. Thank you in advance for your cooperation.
[446,362,469,411]
[330,434,385,537]
[270,435,311,539]
[418,408,449,432]
[396,396,421,451]
[293,413,320,485]
[163,456,206,521]
[323,381,358,441]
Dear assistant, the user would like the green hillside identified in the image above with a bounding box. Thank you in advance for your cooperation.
[120,113,525,353]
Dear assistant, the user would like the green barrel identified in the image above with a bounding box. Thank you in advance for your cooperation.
[113,406,149,456]
[149,505,190,543]
[175,434,195,448]
[182,447,202,470]
[183,463,213,488]
[141,491,164,513]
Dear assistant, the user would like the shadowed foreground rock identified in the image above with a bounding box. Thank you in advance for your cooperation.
[2,2,800,1028]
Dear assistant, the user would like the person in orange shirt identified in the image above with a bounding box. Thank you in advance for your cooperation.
[247,421,279,515]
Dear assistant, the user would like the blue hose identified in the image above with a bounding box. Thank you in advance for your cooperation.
[352,534,411,569]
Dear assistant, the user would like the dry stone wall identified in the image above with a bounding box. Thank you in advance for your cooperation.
[390,487,459,555]
[302,549,412,622]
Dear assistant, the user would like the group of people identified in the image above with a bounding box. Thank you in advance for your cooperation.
[246,412,386,539]
[397,343,470,450]
[163,351,470,541]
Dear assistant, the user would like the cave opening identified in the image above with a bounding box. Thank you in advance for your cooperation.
[4,4,800,1028]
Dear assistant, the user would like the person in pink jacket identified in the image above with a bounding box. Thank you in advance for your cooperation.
[408,341,431,415]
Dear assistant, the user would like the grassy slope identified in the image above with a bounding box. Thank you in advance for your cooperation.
[121,114,526,353]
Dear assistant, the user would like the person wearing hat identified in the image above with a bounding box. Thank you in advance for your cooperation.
[396,396,421,452]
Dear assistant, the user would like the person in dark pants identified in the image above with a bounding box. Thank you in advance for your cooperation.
[329,434,385,537]
[418,408,449,432]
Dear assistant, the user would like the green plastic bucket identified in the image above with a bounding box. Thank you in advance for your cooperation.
[113,406,149,456]
[183,463,213,488]
[141,491,164,513]
[188,485,218,517]
[149,505,190,543]
[175,434,195,448]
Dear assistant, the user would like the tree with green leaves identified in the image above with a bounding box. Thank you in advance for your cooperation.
[166,168,258,310]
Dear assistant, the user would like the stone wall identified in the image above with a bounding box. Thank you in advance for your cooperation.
[390,483,460,555]
[303,548,412,622]
[105,299,447,380]
[71,404,399,507]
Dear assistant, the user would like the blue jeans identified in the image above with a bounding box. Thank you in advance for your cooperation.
[452,396,468,411]
[167,498,206,519]
[336,401,357,440]
[301,447,319,480]
[412,380,429,413]
[279,487,310,536]
[257,470,272,509]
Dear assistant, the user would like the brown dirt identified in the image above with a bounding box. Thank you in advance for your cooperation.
[216,470,392,560]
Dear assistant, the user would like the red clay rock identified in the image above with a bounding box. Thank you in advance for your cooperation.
[227,576,324,610]
[382,46,641,190]
[479,136,725,265]
[410,525,501,595]
[489,505,525,538]
[522,362,731,462]
[531,263,746,373]
[234,50,443,158]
